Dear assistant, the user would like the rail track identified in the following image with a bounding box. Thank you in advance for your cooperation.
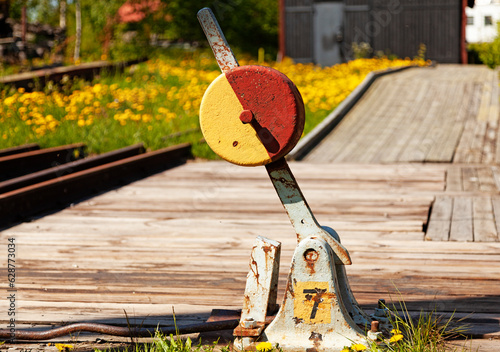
[0,58,146,91]
[0,142,191,228]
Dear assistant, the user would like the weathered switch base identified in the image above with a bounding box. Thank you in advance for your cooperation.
[263,236,368,352]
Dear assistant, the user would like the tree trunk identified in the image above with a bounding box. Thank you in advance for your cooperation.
[74,0,81,62]
[59,0,67,30]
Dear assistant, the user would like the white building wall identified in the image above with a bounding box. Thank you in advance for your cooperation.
[466,0,500,43]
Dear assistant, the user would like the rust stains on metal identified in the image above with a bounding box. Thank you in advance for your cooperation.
[243,294,252,314]
[304,248,319,274]
[249,251,260,286]
[0,320,239,340]
[307,331,323,352]
[286,277,295,298]
[293,316,304,324]
[197,8,239,73]
[303,287,327,320]
[233,322,265,337]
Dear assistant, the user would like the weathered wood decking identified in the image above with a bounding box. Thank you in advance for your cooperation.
[1,161,500,348]
[1,64,500,351]
[304,65,499,164]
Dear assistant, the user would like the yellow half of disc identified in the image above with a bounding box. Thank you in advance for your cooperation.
[199,73,272,166]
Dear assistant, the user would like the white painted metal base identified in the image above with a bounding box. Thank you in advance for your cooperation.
[263,236,369,352]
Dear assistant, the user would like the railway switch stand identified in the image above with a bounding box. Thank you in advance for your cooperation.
[197,8,389,351]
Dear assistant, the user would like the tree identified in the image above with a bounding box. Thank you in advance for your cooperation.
[59,0,66,30]
[160,0,278,57]
[73,0,80,61]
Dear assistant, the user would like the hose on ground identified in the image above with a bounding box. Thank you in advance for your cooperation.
[0,319,239,341]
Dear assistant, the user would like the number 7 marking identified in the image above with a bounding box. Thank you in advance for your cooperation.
[303,289,325,319]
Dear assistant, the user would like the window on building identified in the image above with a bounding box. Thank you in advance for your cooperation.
[467,16,474,25]
[485,16,493,25]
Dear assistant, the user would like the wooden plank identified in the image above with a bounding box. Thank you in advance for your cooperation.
[397,83,445,162]
[461,167,479,191]
[446,165,462,192]
[449,197,473,242]
[467,120,488,163]
[473,197,498,242]
[477,166,497,192]
[454,83,483,163]
[482,121,497,163]
[489,69,499,123]
[490,197,500,240]
[424,82,465,162]
[477,79,492,122]
[334,79,401,162]
[425,196,452,241]
[370,80,428,163]
[490,166,500,191]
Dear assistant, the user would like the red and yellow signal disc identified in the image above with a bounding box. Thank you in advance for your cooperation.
[200,65,305,166]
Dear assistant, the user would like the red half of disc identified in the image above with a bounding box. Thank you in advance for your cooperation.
[225,65,305,161]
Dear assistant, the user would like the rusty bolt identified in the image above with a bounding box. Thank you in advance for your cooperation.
[241,317,257,329]
[239,110,254,124]
[371,320,379,333]
[304,249,319,263]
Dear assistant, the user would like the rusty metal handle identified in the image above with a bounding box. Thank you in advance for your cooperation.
[197,8,239,72]
[265,158,351,265]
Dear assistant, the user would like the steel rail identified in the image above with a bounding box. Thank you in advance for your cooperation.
[0,320,239,341]
[0,58,148,92]
[0,143,192,227]
[0,143,86,182]
[0,143,40,158]
[0,144,145,194]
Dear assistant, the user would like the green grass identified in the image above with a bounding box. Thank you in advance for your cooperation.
[92,301,473,352]
[1,50,424,159]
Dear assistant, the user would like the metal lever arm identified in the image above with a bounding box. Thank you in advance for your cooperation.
[197,8,239,72]
[265,158,352,265]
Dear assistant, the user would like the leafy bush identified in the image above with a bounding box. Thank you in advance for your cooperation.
[468,22,500,68]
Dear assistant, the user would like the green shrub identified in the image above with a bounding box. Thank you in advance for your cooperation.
[468,22,500,68]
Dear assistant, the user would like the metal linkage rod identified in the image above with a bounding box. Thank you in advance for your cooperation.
[265,158,352,265]
[197,8,239,72]
[0,320,239,341]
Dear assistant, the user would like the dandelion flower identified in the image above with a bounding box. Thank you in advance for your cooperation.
[256,341,273,352]
[389,334,404,343]
[55,343,74,351]
[351,343,367,351]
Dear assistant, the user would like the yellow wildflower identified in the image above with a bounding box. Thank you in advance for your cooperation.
[55,343,74,351]
[390,328,402,335]
[256,341,273,352]
[389,334,404,343]
[351,343,367,351]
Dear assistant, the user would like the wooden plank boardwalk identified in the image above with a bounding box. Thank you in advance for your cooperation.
[1,64,500,350]
[1,161,500,350]
[304,65,500,164]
